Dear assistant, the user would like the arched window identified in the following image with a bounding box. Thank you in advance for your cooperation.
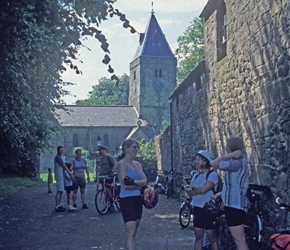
[159,69,162,77]
[73,134,78,147]
[103,134,109,147]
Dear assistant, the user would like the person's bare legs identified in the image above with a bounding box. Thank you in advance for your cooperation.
[80,187,86,205]
[125,219,140,250]
[206,229,219,250]
[73,189,78,205]
[194,227,204,250]
[229,224,249,250]
[55,191,62,207]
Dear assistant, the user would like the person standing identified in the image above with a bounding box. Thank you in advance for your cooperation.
[64,162,77,211]
[116,139,148,250]
[71,149,90,209]
[187,150,219,250]
[210,136,250,250]
[54,146,72,212]
[98,145,117,176]
[47,168,53,193]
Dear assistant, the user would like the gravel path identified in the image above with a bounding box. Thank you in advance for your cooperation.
[0,182,195,250]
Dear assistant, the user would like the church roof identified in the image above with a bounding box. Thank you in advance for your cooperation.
[132,13,175,60]
[55,105,139,127]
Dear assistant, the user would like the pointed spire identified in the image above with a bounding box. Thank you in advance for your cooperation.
[132,13,175,60]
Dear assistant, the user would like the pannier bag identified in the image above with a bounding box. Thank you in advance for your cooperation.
[269,232,290,250]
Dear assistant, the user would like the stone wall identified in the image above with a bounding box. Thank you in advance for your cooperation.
[160,0,290,236]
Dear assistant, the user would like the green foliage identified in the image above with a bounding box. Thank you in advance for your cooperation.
[76,74,129,105]
[175,17,205,83]
[0,0,135,176]
[0,177,42,200]
[137,139,156,168]
[160,118,170,134]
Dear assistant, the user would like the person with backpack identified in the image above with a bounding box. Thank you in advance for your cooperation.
[210,136,249,250]
[187,150,219,250]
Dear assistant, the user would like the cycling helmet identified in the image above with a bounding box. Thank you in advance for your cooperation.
[142,185,158,209]
[197,150,214,163]
[203,198,223,216]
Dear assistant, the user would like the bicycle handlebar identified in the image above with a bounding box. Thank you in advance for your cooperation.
[276,197,290,210]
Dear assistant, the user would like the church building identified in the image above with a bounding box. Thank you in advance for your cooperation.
[41,11,177,168]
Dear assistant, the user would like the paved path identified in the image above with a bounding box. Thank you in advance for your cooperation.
[0,182,195,250]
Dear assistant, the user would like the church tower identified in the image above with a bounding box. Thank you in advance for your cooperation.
[129,11,177,133]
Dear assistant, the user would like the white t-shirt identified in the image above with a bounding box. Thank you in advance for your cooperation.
[190,171,218,208]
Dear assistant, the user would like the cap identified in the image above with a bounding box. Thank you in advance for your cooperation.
[98,145,108,151]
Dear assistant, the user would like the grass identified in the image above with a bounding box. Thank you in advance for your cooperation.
[0,177,43,200]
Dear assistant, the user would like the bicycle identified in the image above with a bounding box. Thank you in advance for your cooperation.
[95,173,121,215]
[161,170,182,199]
[179,197,194,228]
[179,170,197,206]
[269,197,290,250]
[244,183,270,249]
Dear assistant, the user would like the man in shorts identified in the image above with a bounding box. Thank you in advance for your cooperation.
[54,146,72,212]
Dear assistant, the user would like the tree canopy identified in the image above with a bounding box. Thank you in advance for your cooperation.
[0,0,135,176]
[175,17,205,83]
[76,74,129,105]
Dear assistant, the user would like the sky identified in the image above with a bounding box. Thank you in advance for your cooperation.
[62,0,208,104]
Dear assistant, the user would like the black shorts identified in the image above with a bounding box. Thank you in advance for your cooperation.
[120,196,143,223]
[193,206,217,230]
[65,185,74,193]
[73,176,86,190]
[224,206,246,227]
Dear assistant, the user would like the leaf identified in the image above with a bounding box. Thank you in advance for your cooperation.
[102,54,110,65]
[108,65,114,73]
[101,42,110,53]
[123,21,129,28]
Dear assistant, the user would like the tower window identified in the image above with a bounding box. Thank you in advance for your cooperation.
[134,70,136,80]
[155,69,158,77]
[159,69,162,77]
[153,30,159,44]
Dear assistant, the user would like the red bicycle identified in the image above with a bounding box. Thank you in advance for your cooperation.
[95,173,121,215]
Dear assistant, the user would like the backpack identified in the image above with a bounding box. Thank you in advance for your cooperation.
[194,169,223,194]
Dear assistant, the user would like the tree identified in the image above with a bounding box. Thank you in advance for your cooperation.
[0,0,135,176]
[76,74,129,105]
[175,17,205,83]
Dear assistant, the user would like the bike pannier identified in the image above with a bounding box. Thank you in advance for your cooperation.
[269,232,290,250]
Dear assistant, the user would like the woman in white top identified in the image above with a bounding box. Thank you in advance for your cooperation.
[187,150,219,250]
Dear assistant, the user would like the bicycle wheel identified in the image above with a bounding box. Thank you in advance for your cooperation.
[179,186,189,206]
[95,189,109,215]
[166,181,173,199]
[115,193,121,211]
[179,202,191,228]
[244,214,263,248]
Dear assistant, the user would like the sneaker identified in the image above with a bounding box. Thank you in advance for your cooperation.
[48,190,52,193]
[73,204,77,208]
[55,206,66,212]
[109,206,114,212]
[69,205,77,211]
[82,204,89,209]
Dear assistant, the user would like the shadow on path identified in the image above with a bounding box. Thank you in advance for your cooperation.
[0,183,195,250]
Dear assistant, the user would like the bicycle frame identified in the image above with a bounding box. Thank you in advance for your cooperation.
[95,174,121,215]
